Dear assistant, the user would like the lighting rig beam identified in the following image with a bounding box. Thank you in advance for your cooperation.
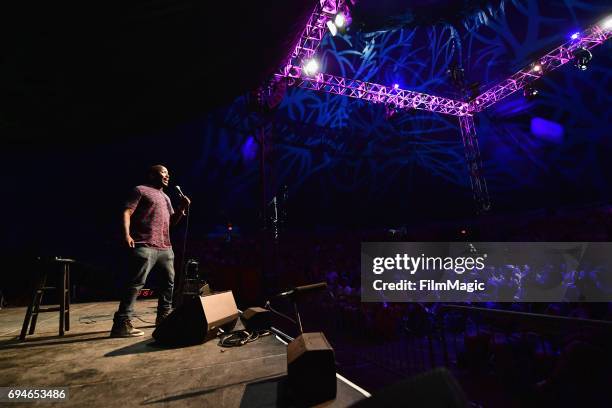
[273,0,471,116]
[278,68,470,116]
[279,0,344,78]
[469,22,612,112]
[459,116,491,212]
[268,6,612,213]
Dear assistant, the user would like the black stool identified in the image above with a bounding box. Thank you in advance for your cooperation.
[20,257,75,340]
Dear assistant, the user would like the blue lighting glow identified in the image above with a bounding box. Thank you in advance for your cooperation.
[531,117,564,143]
[241,136,258,162]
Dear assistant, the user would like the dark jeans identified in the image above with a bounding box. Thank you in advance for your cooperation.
[114,246,175,323]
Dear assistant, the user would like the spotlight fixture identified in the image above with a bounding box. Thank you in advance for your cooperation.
[303,59,320,76]
[447,64,466,88]
[524,84,538,98]
[531,63,542,73]
[573,47,592,71]
[326,20,338,36]
[334,13,346,28]
[326,12,349,36]
[393,83,399,90]
[384,104,400,120]
[601,16,612,31]
[570,32,580,40]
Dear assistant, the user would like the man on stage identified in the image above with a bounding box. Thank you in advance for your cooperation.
[111,165,191,337]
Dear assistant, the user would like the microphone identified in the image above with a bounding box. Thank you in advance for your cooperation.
[276,282,327,298]
[175,185,185,198]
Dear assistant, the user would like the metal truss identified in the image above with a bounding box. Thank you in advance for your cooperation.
[279,68,471,116]
[469,23,612,112]
[277,20,612,116]
[269,6,611,213]
[279,0,344,78]
[274,0,469,117]
[459,116,491,212]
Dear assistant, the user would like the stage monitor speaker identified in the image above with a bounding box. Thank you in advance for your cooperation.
[349,367,469,408]
[240,307,271,332]
[152,291,239,346]
[287,332,336,405]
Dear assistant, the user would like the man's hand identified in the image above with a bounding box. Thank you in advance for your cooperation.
[179,195,191,208]
[171,195,191,225]
[125,235,135,248]
[178,195,191,215]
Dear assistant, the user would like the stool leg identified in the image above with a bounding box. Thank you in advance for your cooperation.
[59,265,66,336]
[20,304,33,340]
[28,273,47,335]
[20,276,41,340]
[65,264,70,332]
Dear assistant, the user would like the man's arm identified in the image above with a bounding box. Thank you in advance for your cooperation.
[123,208,135,247]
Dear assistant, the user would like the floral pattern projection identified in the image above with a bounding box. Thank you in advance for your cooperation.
[213,0,611,223]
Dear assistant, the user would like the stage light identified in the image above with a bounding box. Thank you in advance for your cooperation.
[573,47,592,71]
[385,103,400,120]
[524,84,538,98]
[393,83,399,90]
[570,32,580,40]
[326,20,338,36]
[327,12,348,36]
[303,59,320,76]
[602,16,612,30]
[334,13,346,28]
[532,63,542,73]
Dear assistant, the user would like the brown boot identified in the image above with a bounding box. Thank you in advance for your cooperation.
[110,320,144,337]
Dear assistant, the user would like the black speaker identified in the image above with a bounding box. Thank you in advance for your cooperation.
[240,307,271,332]
[287,332,336,405]
[350,367,469,408]
[152,291,239,346]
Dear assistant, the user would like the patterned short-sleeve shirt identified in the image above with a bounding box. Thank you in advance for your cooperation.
[126,185,174,249]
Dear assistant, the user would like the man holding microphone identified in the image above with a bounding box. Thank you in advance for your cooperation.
[111,165,190,337]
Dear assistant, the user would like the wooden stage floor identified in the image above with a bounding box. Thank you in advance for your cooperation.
[0,300,369,407]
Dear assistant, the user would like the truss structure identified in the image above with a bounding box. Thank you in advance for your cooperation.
[279,68,470,116]
[268,3,612,212]
[278,0,343,78]
[469,24,612,112]
[459,116,491,212]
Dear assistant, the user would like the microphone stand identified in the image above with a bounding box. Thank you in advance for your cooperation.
[265,300,297,324]
[264,297,304,334]
[293,300,304,334]
[266,283,327,334]
[175,196,191,307]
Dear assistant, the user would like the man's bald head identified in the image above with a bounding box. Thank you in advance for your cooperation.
[147,165,170,189]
